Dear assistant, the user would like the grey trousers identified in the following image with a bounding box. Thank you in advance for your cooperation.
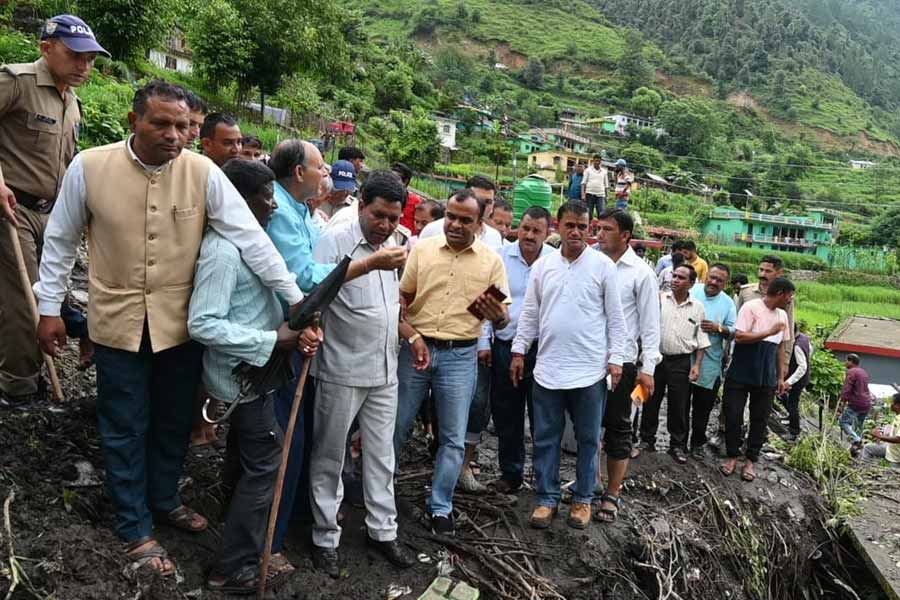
[310,380,399,548]
[213,394,282,577]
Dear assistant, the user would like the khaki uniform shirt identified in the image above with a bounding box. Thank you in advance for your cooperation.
[400,235,509,341]
[659,291,711,356]
[0,58,81,201]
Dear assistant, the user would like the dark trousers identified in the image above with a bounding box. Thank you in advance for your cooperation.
[602,363,638,460]
[724,381,775,462]
[640,354,691,451]
[272,352,316,554]
[785,384,805,436]
[689,379,720,449]
[489,340,536,486]
[94,326,202,542]
[466,362,491,444]
[584,193,606,222]
[214,394,282,577]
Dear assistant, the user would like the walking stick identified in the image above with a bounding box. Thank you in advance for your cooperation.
[258,328,316,599]
[5,220,64,402]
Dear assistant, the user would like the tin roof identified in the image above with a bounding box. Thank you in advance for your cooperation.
[825,316,900,358]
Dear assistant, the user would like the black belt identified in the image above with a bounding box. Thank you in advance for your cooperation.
[423,337,477,349]
[663,353,692,360]
[9,187,54,214]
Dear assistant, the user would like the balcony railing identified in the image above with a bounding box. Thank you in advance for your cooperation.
[733,233,817,248]
[715,210,832,229]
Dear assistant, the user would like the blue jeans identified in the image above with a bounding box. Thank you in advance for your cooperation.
[394,340,478,517]
[94,326,202,542]
[839,407,868,444]
[532,380,606,507]
[271,352,316,554]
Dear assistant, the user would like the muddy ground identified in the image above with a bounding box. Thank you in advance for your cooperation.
[0,341,888,600]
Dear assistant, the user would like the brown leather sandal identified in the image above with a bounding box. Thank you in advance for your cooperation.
[160,505,208,532]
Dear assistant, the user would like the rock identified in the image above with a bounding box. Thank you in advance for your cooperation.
[70,290,89,304]
[767,472,779,483]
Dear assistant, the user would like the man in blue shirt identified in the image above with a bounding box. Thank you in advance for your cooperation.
[689,263,736,456]
[480,206,553,494]
[567,164,585,200]
[263,139,406,558]
[188,159,322,593]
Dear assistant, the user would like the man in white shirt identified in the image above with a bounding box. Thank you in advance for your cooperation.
[580,155,608,222]
[593,208,660,524]
[512,201,628,531]
[781,324,811,441]
[419,175,501,492]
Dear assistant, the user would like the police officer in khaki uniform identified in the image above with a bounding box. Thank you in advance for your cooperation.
[0,15,109,404]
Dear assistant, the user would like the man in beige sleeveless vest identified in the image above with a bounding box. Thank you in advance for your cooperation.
[33,81,305,576]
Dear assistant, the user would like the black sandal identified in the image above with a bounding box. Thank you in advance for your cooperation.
[207,560,292,596]
[594,493,622,523]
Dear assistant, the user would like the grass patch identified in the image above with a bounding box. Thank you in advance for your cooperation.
[786,432,863,527]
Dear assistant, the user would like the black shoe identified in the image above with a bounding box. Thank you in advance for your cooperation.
[669,448,688,464]
[367,537,417,568]
[312,546,340,579]
[430,514,455,536]
[690,446,706,459]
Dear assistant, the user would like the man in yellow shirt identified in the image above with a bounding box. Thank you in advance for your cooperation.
[681,240,709,283]
[394,188,510,536]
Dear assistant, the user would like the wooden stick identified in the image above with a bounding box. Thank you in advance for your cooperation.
[258,355,312,599]
[5,220,63,402]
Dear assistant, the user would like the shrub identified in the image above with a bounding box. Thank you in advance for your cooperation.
[700,244,828,271]
[0,30,39,64]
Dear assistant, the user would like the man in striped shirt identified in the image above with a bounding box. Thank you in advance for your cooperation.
[637,264,710,465]
[188,159,322,592]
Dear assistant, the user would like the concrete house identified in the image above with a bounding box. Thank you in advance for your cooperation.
[148,27,193,74]
[701,206,837,259]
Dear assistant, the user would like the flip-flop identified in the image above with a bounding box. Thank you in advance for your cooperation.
[720,462,736,477]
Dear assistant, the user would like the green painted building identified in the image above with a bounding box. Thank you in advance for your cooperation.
[701,207,838,259]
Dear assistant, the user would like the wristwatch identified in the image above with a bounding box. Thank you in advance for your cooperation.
[407,333,422,345]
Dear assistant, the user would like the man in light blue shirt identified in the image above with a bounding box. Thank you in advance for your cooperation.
[188,159,321,592]
[688,262,736,456]
[479,206,553,494]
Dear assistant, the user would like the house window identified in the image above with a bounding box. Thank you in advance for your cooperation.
[443,125,451,134]
[165,55,177,70]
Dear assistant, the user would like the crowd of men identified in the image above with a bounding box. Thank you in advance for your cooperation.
[0,13,850,595]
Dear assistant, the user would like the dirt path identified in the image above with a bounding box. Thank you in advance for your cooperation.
[0,345,885,599]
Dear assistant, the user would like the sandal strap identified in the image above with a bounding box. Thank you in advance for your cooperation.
[124,536,155,553]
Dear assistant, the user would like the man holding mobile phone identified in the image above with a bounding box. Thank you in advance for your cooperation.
[393,188,510,537]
